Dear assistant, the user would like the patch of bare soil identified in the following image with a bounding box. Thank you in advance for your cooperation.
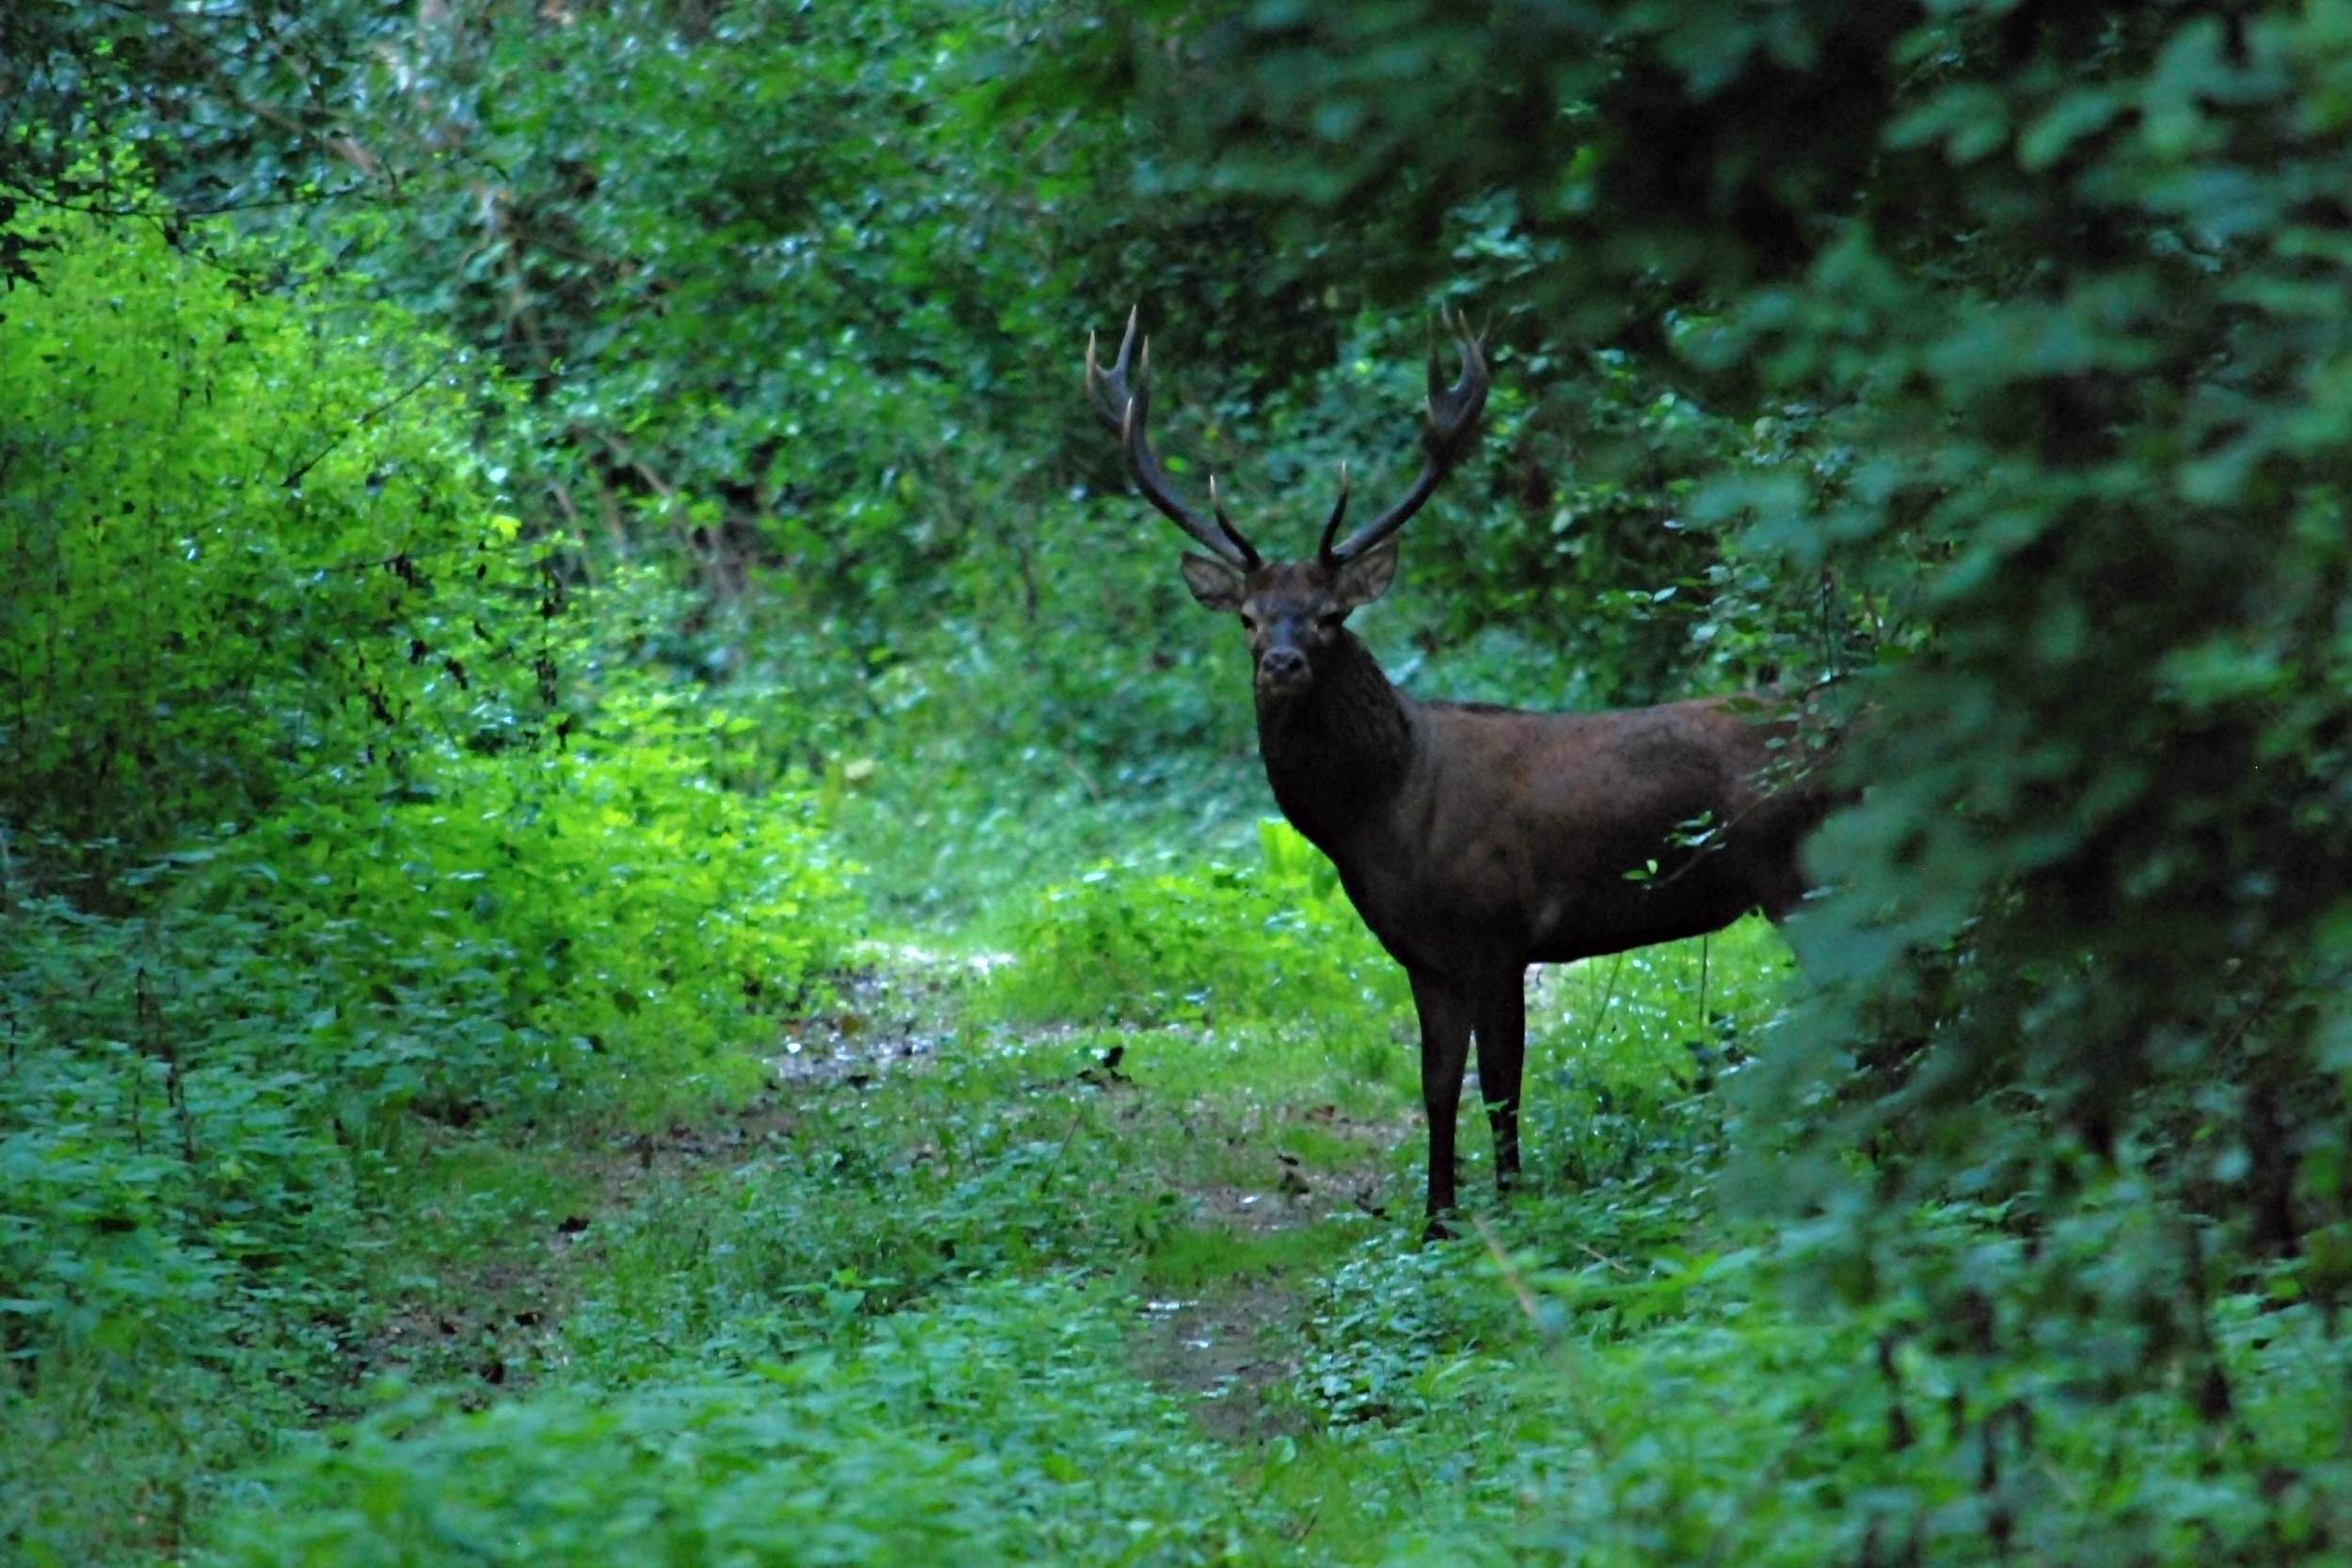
[1132,1105,1415,1444]
[1133,1284,1311,1444]
[771,953,975,1085]
[359,1256,566,1405]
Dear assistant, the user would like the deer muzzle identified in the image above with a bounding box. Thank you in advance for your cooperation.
[1256,645,1311,697]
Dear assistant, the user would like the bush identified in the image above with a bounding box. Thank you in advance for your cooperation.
[0,201,516,882]
[214,671,858,1133]
[976,818,1409,1034]
[0,206,859,1401]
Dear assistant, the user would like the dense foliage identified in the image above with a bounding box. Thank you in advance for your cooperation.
[1059,4,2352,1555]
[6,0,2351,1562]
[977,820,1412,1033]
[0,200,855,1554]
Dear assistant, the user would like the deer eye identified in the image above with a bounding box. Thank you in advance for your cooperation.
[1317,610,1344,630]
[1239,611,1260,632]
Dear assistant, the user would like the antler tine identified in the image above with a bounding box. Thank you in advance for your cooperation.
[1081,305,1141,436]
[1085,307,1259,567]
[1207,474,1260,564]
[1315,461,1352,562]
[1425,309,1454,406]
[1324,308,1490,564]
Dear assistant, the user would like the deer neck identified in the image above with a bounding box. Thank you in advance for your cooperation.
[1255,630,1418,854]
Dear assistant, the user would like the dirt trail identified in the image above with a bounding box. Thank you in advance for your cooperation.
[1127,1109,1412,1445]
[370,947,1413,1446]
[1134,1281,1310,1443]
[361,952,968,1400]
[787,953,1401,1447]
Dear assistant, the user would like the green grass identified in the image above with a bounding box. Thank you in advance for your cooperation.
[371,1139,605,1272]
[1141,1220,1373,1293]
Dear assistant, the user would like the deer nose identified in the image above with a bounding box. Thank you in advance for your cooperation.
[1258,647,1309,689]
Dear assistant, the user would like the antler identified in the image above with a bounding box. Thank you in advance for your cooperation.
[1320,308,1489,564]
[1085,307,1261,568]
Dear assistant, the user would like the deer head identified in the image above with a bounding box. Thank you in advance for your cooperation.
[1084,308,1489,702]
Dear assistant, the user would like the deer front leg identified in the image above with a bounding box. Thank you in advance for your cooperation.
[1408,969,1473,1235]
[1472,968,1528,1193]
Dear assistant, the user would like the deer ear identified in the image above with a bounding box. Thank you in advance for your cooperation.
[1180,552,1248,611]
[1333,540,1399,609]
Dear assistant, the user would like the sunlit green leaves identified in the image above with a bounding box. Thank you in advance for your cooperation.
[0,202,860,1562]
[976,818,1409,1032]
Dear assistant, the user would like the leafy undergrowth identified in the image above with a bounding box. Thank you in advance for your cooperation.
[213,1279,1261,1568]
[19,877,2352,1565]
[167,898,1795,1563]
[973,819,1414,1037]
[1,203,868,1566]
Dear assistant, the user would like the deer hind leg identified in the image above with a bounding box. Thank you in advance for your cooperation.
[1472,968,1528,1193]
[1407,969,1473,1232]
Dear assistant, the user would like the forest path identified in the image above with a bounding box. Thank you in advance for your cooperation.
[763,941,1438,1448]
[359,951,974,1400]
[366,942,1434,1459]
[1120,1094,1419,1444]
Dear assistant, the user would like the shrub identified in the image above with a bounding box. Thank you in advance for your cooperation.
[214,672,858,1133]
[976,818,1409,1033]
[0,205,859,1401]
[0,200,516,882]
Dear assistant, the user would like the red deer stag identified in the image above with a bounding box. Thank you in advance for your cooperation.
[1083,307,1832,1231]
